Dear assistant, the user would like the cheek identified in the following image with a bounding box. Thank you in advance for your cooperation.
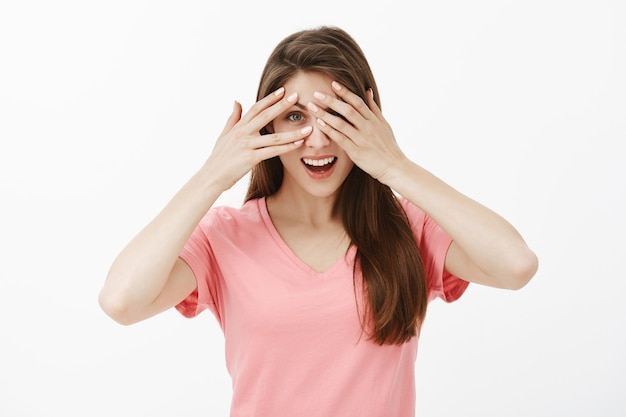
[341,156,355,174]
[278,150,301,166]
[337,149,353,166]
[341,160,355,176]
[334,154,354,175]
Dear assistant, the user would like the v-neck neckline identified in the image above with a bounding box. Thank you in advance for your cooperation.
[258,197,356,278]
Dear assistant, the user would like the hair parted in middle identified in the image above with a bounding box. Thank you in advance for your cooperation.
[245,26,427,345]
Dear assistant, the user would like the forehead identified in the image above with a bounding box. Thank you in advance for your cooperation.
[284,71,334,93]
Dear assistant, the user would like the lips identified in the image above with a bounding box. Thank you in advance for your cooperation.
[301,156,337,173]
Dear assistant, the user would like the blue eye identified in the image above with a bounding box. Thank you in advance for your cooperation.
[287,112,305,122]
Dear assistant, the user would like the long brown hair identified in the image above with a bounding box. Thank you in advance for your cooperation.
[245,26,427,345]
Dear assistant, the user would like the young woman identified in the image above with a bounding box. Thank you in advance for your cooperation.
[99,26,538,416]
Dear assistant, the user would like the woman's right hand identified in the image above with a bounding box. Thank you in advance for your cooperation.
[99,88,311,325]
[205,87,311,191]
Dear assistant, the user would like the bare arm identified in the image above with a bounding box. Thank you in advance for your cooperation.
[98,172,224,325]
[384,160,538,290]
[309,82,538,289]
[99,89,311,325]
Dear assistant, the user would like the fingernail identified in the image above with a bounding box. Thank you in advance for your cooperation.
[316,118,326,127]
[274,87,285,96]
[307,102,319,112]
[293,139,304,146]
[300,126,312,134]
[287,93,298,103]
[332,81,342,91]
[313,91,326,100]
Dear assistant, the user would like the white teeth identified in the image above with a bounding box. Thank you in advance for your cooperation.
[302,157,336,166]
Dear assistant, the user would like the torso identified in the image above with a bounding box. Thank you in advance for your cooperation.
[176,196,467,417]
[269,216,351,273]
[266,197,351,273]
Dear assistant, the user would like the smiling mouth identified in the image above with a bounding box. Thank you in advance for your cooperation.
[301,157,337,173]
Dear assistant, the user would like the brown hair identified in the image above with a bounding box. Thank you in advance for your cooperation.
[245,26,427,345]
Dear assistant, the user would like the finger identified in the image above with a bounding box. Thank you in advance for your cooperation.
[329,81,374,120]
[239,87,291,126]
[253,125,312,150]
[307,100,359,140]
[314,117,358,155]
[309,91,359,127]
[220,101,242,136]
[366,88,383,119]
[251,91,299,132]
[254,139,305,162]
[253,127,312,162]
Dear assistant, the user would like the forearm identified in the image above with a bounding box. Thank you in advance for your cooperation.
[100,166,224,311]
[386,158,537,287]
[99,90,310,320]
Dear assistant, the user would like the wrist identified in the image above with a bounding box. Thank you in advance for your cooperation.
[200,158,240,190]
[378,157,415,190]
[184,165,229,203]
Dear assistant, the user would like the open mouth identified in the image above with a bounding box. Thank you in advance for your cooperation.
[301,156,337,173]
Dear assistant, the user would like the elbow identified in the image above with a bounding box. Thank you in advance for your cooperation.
[98,288,140,326]
[505,250,539,290]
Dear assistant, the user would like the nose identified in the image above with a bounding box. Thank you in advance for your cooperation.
[304,124,331,149]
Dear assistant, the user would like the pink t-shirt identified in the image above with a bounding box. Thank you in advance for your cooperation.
[176,197,468,417]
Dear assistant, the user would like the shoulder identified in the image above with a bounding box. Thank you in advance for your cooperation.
[198,198,266,237]
[396,195,451,250]
[396,195,427,229]
[202,198,262,223]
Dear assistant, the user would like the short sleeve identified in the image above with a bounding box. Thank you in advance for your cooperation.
[175,213,221,321]
[399,197,469,303]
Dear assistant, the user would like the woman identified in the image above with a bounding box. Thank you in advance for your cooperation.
[99,26,538,416]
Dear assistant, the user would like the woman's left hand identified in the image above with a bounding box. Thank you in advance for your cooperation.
[308,81,408,185]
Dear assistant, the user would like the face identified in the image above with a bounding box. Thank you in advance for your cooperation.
[270,71,354,199]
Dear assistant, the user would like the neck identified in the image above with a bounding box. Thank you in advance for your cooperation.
[267,187,339,227]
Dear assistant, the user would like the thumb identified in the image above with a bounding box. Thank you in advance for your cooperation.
[367,88,382,116]
[220,101,242,136]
